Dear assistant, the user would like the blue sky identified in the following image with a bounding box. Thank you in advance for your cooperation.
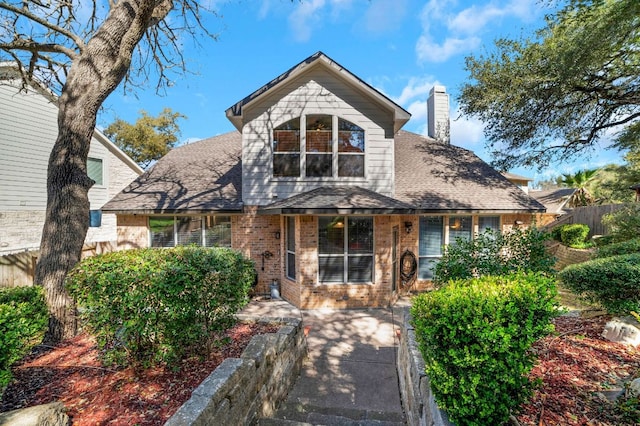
[99,0,625,184]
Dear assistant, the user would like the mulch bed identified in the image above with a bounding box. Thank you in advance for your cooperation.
[1,322,279,425]
[517,314,640,425]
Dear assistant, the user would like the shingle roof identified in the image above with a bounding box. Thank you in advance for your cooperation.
[530,188,575,215]
[258,186,415,214]
[102,132,242,214]
[104,130,545,214]
[394,131,545,213]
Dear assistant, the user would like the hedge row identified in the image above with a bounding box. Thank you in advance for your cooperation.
[559,253,640,314]
[411,272,558,426]
[551,223,590,247]
[0,286,48,391]
[66,246,255,367]
[595,238,640,259]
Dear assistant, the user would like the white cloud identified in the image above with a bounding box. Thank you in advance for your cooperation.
[361,0,408,35]
[416,0,544,63]
[416,35,480,63]
[288,0,327,42]
[451,113,485,147]
[393,76,438,105]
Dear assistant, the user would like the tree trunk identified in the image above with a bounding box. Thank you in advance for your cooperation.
[34,0,173,343]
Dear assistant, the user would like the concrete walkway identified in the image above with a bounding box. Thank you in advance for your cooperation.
[241,297,410,425]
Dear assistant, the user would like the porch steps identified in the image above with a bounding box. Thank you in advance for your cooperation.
[257,401,406,426]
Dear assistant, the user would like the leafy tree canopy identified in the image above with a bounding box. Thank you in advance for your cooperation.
[459,0,640,171]
[104,108,185,169]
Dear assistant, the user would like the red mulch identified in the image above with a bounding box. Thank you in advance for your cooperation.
[1,322,279,425]
[517,314,640,425]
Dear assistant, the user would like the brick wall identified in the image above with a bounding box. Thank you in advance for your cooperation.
[116,215,148,250]
[233,207,281,295]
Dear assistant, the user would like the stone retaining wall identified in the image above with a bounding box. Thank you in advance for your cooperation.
[547,241,594,271]
[396,308,453,426]
[165,316,306,426]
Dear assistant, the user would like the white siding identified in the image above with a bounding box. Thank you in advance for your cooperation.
[0,78,141,254]
[241,69,396,206]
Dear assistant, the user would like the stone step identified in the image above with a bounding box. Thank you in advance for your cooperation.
[256,401,405,426]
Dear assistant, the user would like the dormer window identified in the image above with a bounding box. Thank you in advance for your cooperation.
[272,115,365,178]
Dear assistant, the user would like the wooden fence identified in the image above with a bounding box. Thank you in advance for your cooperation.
[545,203,630,237]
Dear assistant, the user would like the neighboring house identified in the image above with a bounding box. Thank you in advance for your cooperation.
[530,188,576,226]
[502,172,533,194]
[0,63,143,287]
[103,52,545,309]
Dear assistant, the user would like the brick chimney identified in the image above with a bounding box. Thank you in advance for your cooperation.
[427,85,450,144]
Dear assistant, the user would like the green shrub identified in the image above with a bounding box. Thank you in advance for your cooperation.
[433,227,555,285]
[551,225,564,242]
[0,286,48,391]
[558,253,640,314]
[411,273,558,426]
[595,238,640,259]
[602,204,640,244]
[66,246,255,367]
[559,224,590,247]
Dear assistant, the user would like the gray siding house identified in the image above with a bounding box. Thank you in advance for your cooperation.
[104,52,545,309]
[0,63,143,286]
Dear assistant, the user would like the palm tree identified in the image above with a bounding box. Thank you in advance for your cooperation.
[560,169,599,207]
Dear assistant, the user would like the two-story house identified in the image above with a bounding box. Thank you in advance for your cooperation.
[103,52,545,309]
[0,63,143,287]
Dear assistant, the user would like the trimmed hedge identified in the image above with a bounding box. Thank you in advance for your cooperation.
[551,224,591,247]
[595,238,640,259]
[0,286,48,391]
[558,253,640,314]
[560,224,590,247]
[66,246,255,367]
[411,273,558,426]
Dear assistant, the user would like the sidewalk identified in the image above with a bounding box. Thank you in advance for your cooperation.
[242,297,411,425]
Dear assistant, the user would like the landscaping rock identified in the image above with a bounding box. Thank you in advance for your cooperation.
[628,378,640,397]
[602,316,640,346]
[0,402,69,426]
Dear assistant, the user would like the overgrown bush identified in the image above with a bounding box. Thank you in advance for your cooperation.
[595,238,640,259]
[559,223,590,247]
[411,273,558,426]
[0,286,48,392]
[602,204,640,243]
[66,246,255,367]
[558,253,640,314]
[433,227,555,285]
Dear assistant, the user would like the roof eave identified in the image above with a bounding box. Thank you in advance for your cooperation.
[257,207,416,215]
[102,207,244,215]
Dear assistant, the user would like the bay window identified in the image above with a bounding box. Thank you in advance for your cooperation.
[318,216,373,283]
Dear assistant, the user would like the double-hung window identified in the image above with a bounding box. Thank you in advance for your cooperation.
[306,115,333,177]
[478,216,501,235]
[448,216,472,245]
[318,216,373,283]
[418,216,444,280]
[87,157,104,186]
[273,118,301,177]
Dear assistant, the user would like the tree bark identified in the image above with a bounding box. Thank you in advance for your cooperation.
[34,0,173,342]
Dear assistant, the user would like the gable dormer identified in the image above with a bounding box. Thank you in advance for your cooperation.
[225,52,410,207]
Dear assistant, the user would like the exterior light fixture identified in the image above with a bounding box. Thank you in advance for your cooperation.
[404,221,413,234]
[514,220,524,226]
[274,231,281,240]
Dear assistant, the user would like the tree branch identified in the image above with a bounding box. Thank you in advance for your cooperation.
[0,2,85,53]
[0,39,77,59]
